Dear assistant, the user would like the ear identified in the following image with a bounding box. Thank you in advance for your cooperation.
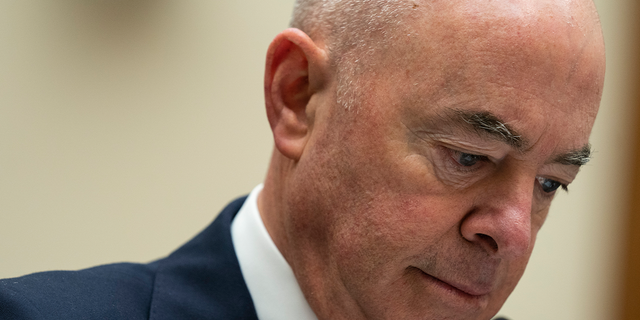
[264,28,328,161]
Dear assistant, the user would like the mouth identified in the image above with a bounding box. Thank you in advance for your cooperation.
[412,267,492,300]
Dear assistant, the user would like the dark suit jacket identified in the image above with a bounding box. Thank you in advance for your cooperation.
[0,196,259,320]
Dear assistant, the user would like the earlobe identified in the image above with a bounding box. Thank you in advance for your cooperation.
[264,28,328,161]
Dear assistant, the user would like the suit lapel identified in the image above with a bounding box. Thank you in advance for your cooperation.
[148,197,259,320]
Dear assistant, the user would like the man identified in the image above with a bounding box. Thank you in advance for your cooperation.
[0,0,605,319]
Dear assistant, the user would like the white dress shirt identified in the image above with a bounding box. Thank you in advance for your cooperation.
[231,184,318,320]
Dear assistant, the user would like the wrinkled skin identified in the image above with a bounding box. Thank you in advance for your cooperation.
[260,0,605,319]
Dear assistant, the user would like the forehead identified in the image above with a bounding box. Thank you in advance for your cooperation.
[356,1,604,155]
[399,2,602,95]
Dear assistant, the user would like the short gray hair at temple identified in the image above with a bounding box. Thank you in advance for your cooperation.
[290,0,415,110]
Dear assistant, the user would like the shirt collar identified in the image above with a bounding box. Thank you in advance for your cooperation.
[231,184,318,320]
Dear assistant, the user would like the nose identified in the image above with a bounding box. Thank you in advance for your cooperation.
[460,171,534,259]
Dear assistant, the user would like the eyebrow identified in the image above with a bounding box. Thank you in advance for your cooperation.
[553,144,592,166]
[438,109,592,167]
[446,109,525,149]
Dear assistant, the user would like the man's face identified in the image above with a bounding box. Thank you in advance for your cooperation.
[283,3,605,320]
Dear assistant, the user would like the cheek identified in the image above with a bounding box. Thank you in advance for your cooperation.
[324,136,474,257]
[329,191,468,274]
[530,205,549,231]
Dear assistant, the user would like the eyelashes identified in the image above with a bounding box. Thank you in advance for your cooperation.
[444,148,490,173]
[536,176,568,193]
[441,146,568,195]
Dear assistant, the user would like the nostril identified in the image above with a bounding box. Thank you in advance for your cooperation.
[477,233,498,252]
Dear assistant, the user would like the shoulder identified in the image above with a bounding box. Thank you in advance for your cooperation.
[0,196,253,320]
[0,262,158,320]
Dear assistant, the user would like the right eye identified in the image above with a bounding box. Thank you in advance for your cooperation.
[449,149,489,168]
[434,146,494,188]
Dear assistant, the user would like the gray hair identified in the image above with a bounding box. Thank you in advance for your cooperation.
[290,0,416,109]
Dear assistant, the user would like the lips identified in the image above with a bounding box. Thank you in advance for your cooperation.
[413,267,493,298]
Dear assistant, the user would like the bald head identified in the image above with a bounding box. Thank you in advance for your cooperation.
[290,0,603,55]
[290,0,605,110]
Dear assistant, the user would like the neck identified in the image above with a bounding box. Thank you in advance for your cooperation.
[257,150,369,320]
[258,150,294,265]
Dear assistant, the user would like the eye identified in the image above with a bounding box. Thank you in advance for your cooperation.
[451,150,488,167]
[536,176,567,194]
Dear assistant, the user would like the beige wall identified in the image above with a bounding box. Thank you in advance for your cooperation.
[0,0,292,277]
[0,1,635,319]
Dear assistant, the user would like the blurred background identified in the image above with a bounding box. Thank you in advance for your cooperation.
[0,1,638,319]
